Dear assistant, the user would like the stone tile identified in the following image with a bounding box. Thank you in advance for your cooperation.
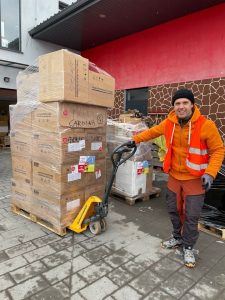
[78,260,112,284]
[8,276,49,300]
[32,233,62,247]
[113,286,142,300]
[42,249,71,268]
[71,292,85,300]
[0,256,27,276]
[151,257,182,278]
[0,251,9,263]
[10,261,48,283]
[5,241,36,258]
[0,291,11,299]
[179,263,209,281]
[0,237,21,252]
[0,274,14,292]
[143,288,174,300]
[72,256,91,273]
[188,277,223,299]
[23,245,56,263]
[129,270,162,295]
[80,237,104,250]
[108,266,134,287]
[42,261,71,284]
[161,272,195,298]
[180,293,200,300]
[50,236,73,251]
[104,248,134,268]
[68,244,86,258]
[70,273,87,294]
[30,282,69,299]
[80,276,118,300]
[82,245,112,263]
[133,252,155,268]
[122,260,146,275]
[1,226,46,243]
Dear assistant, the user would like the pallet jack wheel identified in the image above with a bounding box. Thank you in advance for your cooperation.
[100,218,107,232]
[89,221,101,235]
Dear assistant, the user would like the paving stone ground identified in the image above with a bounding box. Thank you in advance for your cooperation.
[1,148,225,299]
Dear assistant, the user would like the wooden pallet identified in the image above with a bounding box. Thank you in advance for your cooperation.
[111,186,161,206]
[11,204,67,236]
[198,222,225,240]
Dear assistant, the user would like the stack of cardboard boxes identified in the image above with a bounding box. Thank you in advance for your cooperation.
[10,49,115,233]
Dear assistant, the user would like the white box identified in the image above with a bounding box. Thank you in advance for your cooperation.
[114,160,147,197]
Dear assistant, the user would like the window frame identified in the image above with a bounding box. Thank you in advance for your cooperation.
[0,0,22,52]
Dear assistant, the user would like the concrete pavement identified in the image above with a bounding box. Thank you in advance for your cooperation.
[1,148,225,299]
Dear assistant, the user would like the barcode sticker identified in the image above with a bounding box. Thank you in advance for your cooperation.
[79,140,86,149]
[91,142,103,151]
[68,172,81,182]
[68,142,81,152]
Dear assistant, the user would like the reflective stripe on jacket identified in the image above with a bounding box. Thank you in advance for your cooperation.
[163,115,209,176]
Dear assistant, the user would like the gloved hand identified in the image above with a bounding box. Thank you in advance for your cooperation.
[126,140,136,148]
[201,174,214,191]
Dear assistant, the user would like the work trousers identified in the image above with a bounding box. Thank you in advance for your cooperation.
[166,175,205,248]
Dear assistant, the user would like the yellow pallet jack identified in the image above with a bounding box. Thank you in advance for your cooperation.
[68,141,137,235]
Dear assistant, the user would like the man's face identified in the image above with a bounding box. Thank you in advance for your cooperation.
[174,98,193,119]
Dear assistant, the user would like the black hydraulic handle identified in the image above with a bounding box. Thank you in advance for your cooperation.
[111,141,137,168]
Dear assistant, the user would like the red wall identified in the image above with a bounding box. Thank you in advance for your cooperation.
[82,3,225,90]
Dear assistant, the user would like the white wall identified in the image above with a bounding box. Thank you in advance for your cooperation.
[0,0,76,89]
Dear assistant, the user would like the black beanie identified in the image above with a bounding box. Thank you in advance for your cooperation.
[172,89,195,106]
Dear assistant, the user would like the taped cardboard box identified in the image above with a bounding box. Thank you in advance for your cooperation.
[11,179,32,211]
[11,155,32,185]
[39,50,89,103]
[88,70,115,108]
[10,130,32,157]
[32,160,85,194]
[84,158,106,186]
[32,102,107,132]
[32,187,85,227]
[32,128,107,164]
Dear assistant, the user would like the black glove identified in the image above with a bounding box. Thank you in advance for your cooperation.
[126,140,136,148]
[201,174,213,192]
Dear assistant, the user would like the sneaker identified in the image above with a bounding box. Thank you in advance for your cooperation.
[183,247,196,268]
[161,236,182,249]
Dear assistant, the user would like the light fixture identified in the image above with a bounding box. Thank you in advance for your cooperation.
[3,77,10,82]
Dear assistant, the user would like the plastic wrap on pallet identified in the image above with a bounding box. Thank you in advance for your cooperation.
[106,119,152,161]
[200,204,225,228]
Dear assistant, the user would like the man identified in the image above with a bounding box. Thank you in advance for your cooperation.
[131,88,225,268]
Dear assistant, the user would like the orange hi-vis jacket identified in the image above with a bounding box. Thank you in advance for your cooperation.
[132,106,225,180]
[164,115,209,176]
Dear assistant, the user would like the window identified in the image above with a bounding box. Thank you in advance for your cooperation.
[0,0,21,51]
[126,88,148,116]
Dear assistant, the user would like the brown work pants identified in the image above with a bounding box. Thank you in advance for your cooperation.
[166,175,205,248]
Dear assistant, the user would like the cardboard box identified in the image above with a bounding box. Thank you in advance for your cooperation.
[9,104,32,131]
[32,160,85,194]
[32,102,107,132]
[85,184,105,201]
[11,179,32,211]
[11,156,32,185]
[32,128,107,164]
[17,72,39,103]
[10,131,32,157]
[85,158,106,186]
[32,187,85,227]
[39,50,89,103]
[88,70,115,108]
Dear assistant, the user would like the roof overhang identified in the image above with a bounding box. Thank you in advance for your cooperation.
[29,0,225,51]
